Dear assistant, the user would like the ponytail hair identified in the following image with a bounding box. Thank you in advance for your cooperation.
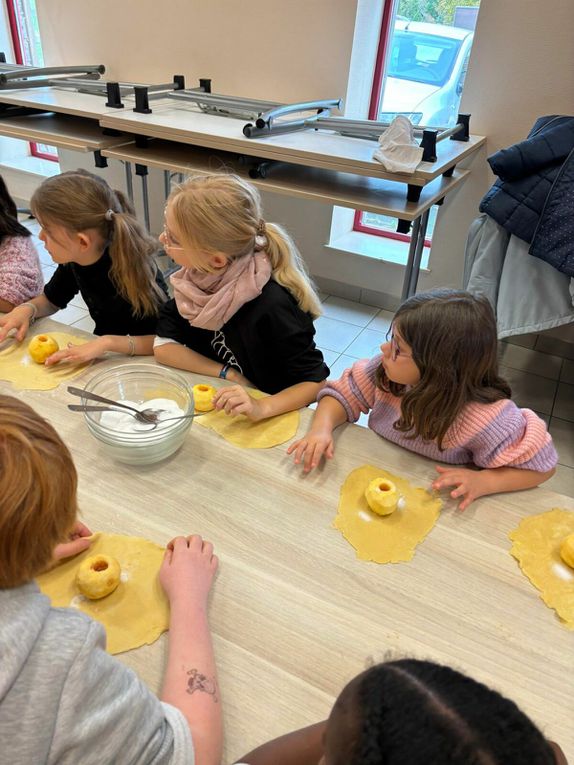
[30,170,165,317]
[169,174,322,318]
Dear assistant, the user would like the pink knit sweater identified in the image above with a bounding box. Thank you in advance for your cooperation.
[0,235,43,307]
[318,356,558,472]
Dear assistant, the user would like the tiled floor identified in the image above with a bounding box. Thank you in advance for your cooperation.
[27,219,574,497]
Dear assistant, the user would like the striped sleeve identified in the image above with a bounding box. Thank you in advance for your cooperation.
[465,400,558,472]
[317,356,381,422]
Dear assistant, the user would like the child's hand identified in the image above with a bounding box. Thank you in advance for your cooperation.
[45,337,107,366]
[160,535,218,608]
[213,385,264,421]
[432,466,489,510]
[287,429,335,472]
[53,521,93,560]
[0,305,32,343]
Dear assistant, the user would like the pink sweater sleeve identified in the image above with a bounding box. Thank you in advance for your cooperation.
[0,236,44,306]
[317,355,382,422]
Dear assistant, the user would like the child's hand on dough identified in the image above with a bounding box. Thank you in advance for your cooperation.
[213,385,265,421]
[44,337,108,366]
[160,535,218,608]
[53,521,93,561]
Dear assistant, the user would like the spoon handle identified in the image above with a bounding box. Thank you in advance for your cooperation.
[67,386,141,415]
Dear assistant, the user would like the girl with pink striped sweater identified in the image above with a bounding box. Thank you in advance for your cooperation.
[289,289,557,509]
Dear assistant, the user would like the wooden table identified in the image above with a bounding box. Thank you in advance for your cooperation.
[3,318,572,763]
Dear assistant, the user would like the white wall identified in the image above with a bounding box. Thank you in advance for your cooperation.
[11,0,574,308]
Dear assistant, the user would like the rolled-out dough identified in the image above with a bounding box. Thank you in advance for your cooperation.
[335,464,442,564]
[37,532,170,654]
[509,508,574,630]
[0,332,90,390]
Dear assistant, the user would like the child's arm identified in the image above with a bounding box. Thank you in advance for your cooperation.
[213,380,325,421]
[0,293,57,342]
[432,465,556,510]
[287,395,348,472]
[155,341,252,386]
[159,535,222,765]
[45,334,156,365]
[234,721,326,765]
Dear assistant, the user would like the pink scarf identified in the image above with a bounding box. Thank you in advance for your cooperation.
[171,252,272,330]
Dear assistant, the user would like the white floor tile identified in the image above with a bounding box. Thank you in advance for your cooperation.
[498,342,562,381]
[499,364,558,415]
[56,305,89,326]
[328,354,361,380]
[345,327,387,360]
[318,291,329,302]
[314,317,362,354]
[549,417,574,468]
[365,309,394,334]
[544,464,574,498]
[318,348,339,367]
[70,294,88,310]
[321,295,379,327]
[71,314,96,333]
[553,382,574,422]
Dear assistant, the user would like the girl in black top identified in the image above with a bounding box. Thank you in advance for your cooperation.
[0,170,167,363]
[155,174,328,421]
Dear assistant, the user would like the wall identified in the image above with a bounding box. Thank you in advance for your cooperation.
[9,0,574,309]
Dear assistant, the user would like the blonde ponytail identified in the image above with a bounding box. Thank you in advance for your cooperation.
[31,169,165,317]
[170,173,322,317]
[264,223,322,318]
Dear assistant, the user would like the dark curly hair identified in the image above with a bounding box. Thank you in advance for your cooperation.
[376,289,511,450]
[341,660,555,765]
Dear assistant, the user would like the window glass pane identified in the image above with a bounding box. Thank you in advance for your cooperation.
[379,0,480,127]
[362,206,438,240]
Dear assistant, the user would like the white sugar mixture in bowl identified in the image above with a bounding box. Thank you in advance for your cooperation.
[98,398,185,433]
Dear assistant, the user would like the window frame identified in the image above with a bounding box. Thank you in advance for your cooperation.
[5,0,58,162]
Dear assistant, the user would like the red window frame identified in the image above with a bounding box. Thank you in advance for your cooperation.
[5,0,58,162]
[352,0,430,246]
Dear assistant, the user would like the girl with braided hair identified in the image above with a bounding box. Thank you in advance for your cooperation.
[155,174,329,421]
[0,169,168,363]
[233,659,567,765]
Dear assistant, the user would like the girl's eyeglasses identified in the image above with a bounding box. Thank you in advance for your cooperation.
[386,329,412,362]
[162,225,184,251]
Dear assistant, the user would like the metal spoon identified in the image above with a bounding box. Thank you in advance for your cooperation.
[67,403,203,429]
[67,385,164,424]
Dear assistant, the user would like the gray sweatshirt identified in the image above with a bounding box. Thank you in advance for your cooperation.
[0,583,194,764]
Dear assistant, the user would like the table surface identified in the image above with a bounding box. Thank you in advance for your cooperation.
[2,318,572,763]
[102,140,469,219]
[0,86,485,184]
[0,112,134,152]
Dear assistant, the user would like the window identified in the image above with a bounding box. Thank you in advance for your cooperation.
[353,0,480,246]
[5,0,58,161]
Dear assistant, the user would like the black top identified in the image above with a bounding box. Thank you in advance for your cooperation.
[156,280,329,394]
[43,250,168,336]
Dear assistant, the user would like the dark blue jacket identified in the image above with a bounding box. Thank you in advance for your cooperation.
[479,115,574,276]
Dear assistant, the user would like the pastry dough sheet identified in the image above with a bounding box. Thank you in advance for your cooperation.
[509,508,574,629]
[196,388,299,448]
[335,465,442,563]
[37,532,169,654]
[0,332,90,390]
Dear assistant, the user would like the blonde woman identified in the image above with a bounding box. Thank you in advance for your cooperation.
[0,170,168,364]
[155,174,329,421]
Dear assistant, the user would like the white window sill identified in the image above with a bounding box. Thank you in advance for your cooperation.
[327,228,430,270]
[1,154,60,177]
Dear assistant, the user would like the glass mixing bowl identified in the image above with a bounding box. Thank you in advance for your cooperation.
[79,364,194,465]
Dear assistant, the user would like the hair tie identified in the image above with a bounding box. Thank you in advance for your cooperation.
[105,209,115,221]
[254,219,267,251]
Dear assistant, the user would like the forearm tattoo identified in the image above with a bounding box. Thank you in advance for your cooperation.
[186,668,218,703]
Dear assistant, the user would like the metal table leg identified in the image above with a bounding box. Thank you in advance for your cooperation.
[135,164,150,231]
[124,161,134,204]
[406,208,430,298]
[163,169,171,200]
[400,217,421,301]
